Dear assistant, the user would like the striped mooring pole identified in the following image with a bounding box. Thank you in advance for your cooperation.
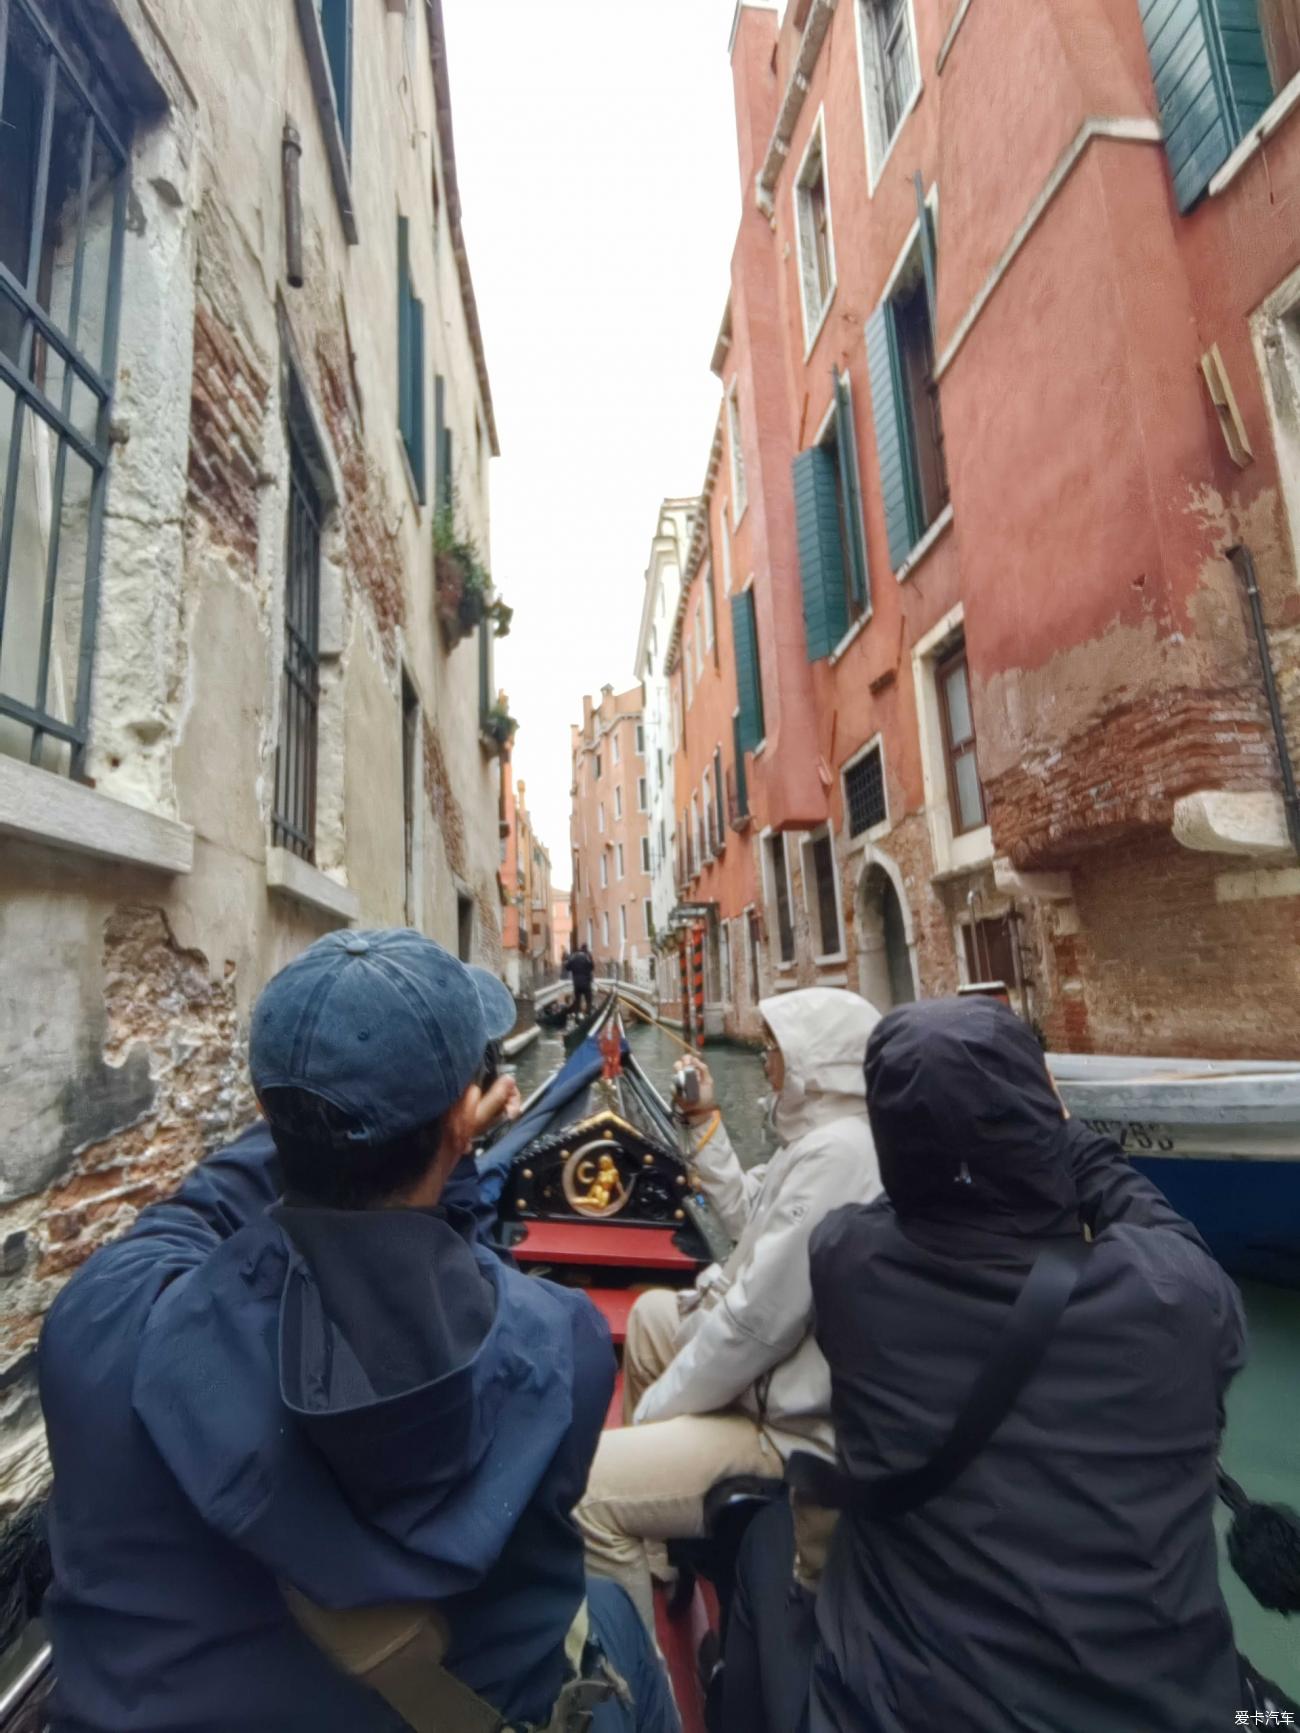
[691,923,706,1050]
[678,941,693,1046]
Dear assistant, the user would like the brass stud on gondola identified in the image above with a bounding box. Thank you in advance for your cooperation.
[522,1168,534,1180]
[676,1175,686,1187]
[674,1209,685,1221]
[642,1154,654,1167]
[516,1199,528,1211]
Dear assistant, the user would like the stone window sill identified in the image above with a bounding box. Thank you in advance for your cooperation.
[896,504,955,584]
[266,845,360,923]
[0,755,193,873]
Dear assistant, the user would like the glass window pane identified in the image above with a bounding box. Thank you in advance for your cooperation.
[954,749,984,833]
[0,7,46,293]
[943,658,973,746]
[814,834,841,955]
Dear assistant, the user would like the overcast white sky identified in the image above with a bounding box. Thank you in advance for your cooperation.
[441,0,745,890]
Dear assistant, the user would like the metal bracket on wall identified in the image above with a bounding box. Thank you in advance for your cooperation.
[1201,344,1254,468]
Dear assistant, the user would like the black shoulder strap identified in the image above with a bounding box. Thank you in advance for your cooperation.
[790,1236,1089,1520]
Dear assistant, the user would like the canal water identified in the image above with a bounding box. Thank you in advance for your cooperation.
[509,1023,1299,1693]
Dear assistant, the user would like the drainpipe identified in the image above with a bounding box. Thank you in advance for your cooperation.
[1228,544,1300,857]
[282,123,304,289]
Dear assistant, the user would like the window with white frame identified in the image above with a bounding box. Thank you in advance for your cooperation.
[766,833,796,964]
[598,802,605,833]
[691,793,702,872]
[612,731,620,765]
[913,609,992,875]
[643,898,654,938]
[616,842,625,880]
[614,785,623,821]
[795,118,836,344]
[858,0,919,184]
[685,640,695,708]
[703,564,717,654]
[636,721,645,755]
[619,905,628,944]
[693,615,703,680]
[843,740,888,838]
[728,384,748,520]
[801,830,844,960]
[586,918,594,948]
[638,776,648,812]
[641,834,651,873]
[720,920,733,1006]
[721,511,734,595]
[600,853,608,889]
[602,910,610,946]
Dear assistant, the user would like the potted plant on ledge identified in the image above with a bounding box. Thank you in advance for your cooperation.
[434,502,512,649]
[480,701,518,757]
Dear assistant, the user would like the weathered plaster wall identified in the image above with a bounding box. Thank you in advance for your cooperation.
[0,0,502,1518]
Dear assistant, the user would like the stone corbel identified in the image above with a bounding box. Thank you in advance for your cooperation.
[1172,791,1295,861]
[992,857,1074,903]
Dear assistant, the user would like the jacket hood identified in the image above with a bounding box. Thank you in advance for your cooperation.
[865,996,1079,1236]
[760,987,880,1144]
[133,1203,584,1607]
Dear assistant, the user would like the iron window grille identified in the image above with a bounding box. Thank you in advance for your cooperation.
[273,376,327,861]
[845,745,887,837]
[0,0,131,779]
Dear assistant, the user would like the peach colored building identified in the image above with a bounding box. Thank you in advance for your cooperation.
[570,686,654,984]
[551,894,573,971]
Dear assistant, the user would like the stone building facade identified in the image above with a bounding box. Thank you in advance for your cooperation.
[570,685,654,984]
[0,0,504,1528]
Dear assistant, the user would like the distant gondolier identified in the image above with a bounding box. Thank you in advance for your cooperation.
[566,941,595,1015]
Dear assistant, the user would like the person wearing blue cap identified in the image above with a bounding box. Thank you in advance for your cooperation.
[38,929,679,1733]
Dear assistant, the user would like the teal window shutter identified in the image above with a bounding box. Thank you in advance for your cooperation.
[409,295,426,503]
[434,376,450,511]
[866,302,918,571]
[834,367,871,614]
[1139,0,1267,213]
[397,219,412,452]
[731,589,765,750]
[319,0,353,156]
[732,712,749,818]
[478,619,491,723]
[914,172,937,332]
[794,447,849,661]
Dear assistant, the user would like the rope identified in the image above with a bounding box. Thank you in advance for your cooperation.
[614,989,700,1056]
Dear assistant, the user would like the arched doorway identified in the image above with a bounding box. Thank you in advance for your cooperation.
[857,857,917,1011]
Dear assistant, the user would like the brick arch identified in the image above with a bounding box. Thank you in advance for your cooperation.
[853,845,920,1011]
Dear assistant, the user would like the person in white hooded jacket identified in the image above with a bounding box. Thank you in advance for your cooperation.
[576,987,882,1630]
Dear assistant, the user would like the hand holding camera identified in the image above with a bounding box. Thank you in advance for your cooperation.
[672,1056,717,1123]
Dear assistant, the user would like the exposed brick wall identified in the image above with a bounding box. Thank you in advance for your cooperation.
[186,300,268,563]
[1037,834,1300,1057]
[987,684,1278,872]
[423,715,469,880]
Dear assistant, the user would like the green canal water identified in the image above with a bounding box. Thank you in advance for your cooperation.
[510,1022,1300,1693]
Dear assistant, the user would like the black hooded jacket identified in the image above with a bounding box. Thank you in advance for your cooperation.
[808,998,1246,1733]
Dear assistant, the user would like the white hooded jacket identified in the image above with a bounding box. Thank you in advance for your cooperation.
[634,987,882,1460]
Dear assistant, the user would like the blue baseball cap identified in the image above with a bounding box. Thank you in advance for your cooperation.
[250,929,517,1146]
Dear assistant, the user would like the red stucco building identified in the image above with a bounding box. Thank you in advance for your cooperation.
[673,0,1300,1053]
[570,686,655,984]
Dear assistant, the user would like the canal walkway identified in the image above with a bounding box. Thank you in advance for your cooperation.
[511,1021,1300,1694]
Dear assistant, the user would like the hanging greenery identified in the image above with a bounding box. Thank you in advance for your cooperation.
[479,701,518,755]
[433,502,512,647]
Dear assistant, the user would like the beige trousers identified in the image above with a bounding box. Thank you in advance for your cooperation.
[577,1288,777,1632]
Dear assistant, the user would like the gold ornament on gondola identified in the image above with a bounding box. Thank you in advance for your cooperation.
[562,1140,632,1218]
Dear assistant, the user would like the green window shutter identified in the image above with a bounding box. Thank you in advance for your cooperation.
[914,173,937,332]
[319,0,353,156]
[397,219,412,453]
[1138,0,1252,213]
[409,294,426,504]
[731,589,765,751]
[713,744,725,841]
[866,301,918,571]
[731,712,749,818]
[434,376,450,511]
[794,446,849,661]
[478,618,491,723]
[834,367,870,613]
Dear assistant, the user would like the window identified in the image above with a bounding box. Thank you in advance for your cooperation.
[690,793,701,876]
[434,375,453,511]
[614,785,623,821]
[937,646,985,835]
[402,673,419,923]
[859,0,918,182]
[683,804,693,879]
[397,217,426,501]
[644,898,654,939]
[693,616,703,680]
[636,721,645,755]
[795,120,835,344]
[748,908,762,1001]
[1139,1,1300,212]
[596,751,602,779]
[802,831,844,959]
[641,835,651,873]
[767,834,796,964]
[720,921,733,1006]
[612,731,621,765]
[598,802,605,833]
[962,912,1018,990]
[616,842,625,880]
[844,742,887,837]
[657,747,664,783]
[294,0,356,240]
[600,853,608,889]
[274,374,329,861]
[721,511,734,595]
[586,918,594,949]
[703,562,717,655]
[685,637,694,708]
[703,769,715,859]
[795,369,870,660]
[866,202,947,571]
[619,905,628,944]
[638,776,648,812]
[659,818,666,861]
[713,744,726,848]
[731,588,766,751]
[730,713,750,824]
[0,0,131,776]
[457,892,474,962]
[602,910,610,947]
[728,384,748,520]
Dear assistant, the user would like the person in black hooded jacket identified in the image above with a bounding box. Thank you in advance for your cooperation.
[804,996,1246,1733]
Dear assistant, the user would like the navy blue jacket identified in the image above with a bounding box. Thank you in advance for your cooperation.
[39,1125,621,1732]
